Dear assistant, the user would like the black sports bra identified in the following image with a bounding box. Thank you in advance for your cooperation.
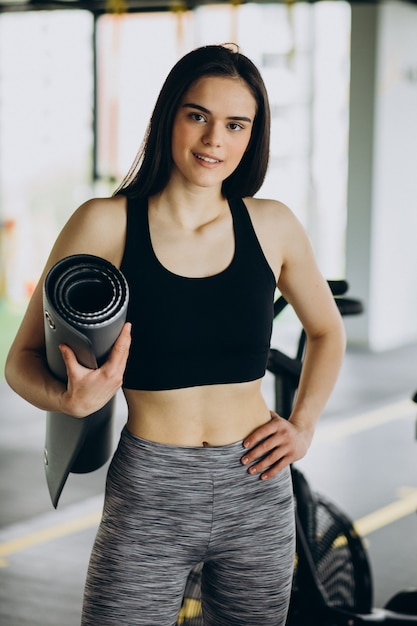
[120,197,276,391]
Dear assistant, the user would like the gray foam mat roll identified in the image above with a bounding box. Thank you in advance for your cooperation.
[43,254,129,508]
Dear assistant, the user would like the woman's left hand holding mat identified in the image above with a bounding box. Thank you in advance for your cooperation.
[58,322,132,419]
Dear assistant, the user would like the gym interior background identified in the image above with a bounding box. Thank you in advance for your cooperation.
[0,1,417,624]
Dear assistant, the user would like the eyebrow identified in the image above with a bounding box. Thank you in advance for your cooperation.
[182,102,253,123]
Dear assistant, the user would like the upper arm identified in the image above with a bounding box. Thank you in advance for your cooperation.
[45,195,127,269]
[276,208,342,339]
[6,195,127,358]
[246,196,342,339]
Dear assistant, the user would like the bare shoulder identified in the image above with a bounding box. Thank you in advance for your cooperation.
[242,197,310,273]
[243,198,339,334]
[49,195,127,268]
[243,196,302,230]
[242,197,307,249]
[5,195,128,357]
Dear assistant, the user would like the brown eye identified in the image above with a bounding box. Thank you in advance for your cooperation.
[189,113,206,123]
[228,122,244,131]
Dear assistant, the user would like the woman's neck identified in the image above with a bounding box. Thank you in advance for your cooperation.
[150,185,228,230]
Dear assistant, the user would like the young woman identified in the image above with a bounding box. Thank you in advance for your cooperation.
[5,44,346,625]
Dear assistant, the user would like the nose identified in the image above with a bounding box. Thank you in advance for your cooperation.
[202,121,222,147]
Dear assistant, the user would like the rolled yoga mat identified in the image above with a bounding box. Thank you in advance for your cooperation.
[43,254,129,508]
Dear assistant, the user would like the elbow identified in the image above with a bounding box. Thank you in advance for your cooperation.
[4,350,19,394]
[342,323,348,352]
[307,313,347,360]
[332,316,347,369]
[329,313,347,358]
[336,313,347,351]
[339,314,348,353]
[327,304,347,352]
[4,345,33,398]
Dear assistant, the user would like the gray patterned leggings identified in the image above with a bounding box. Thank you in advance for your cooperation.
[81,427,295,626]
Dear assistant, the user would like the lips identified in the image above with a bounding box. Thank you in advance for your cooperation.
[193,152,222,164]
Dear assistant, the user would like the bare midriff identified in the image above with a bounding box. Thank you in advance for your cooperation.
[123,379,271,447]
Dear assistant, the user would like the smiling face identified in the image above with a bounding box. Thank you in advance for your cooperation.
[170,75,257,192]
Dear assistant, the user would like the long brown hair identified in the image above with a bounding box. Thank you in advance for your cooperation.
[114,44,271,200]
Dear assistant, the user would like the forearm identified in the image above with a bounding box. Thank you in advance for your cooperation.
[6,322,131,418]
[5,348,66,413]
[288,320,346,438]
[241,322,345,479]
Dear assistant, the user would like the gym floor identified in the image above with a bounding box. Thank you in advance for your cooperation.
[1,330,417,625]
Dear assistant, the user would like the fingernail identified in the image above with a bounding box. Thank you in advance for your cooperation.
[241,456,249,465]
[261,474,268,480]
[249,467,257,474]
